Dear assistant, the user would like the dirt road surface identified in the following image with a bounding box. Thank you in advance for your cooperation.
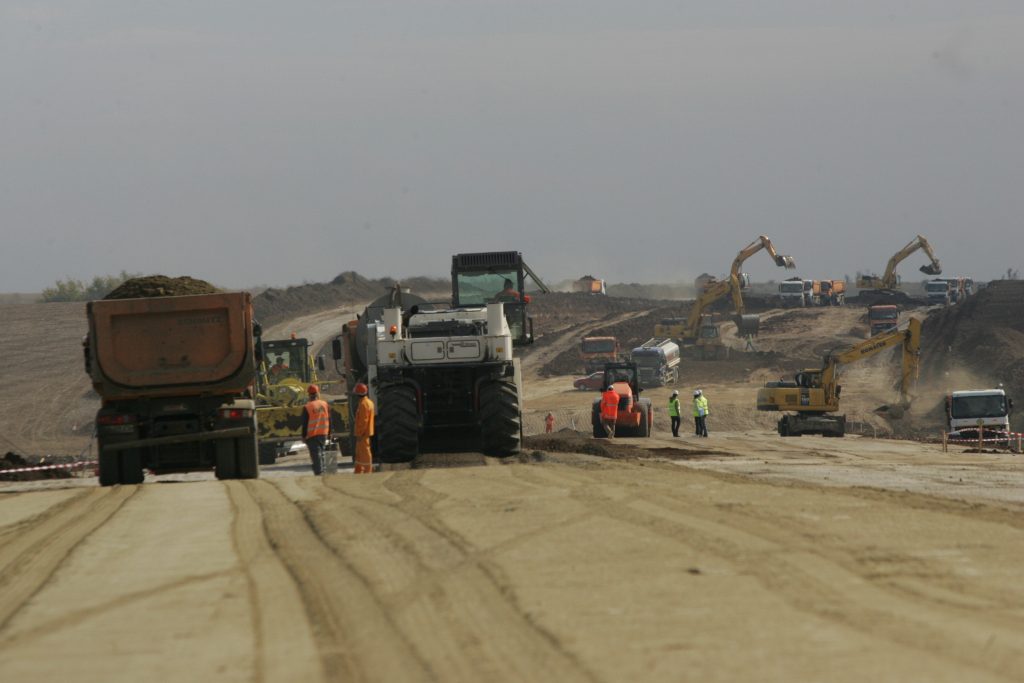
[3,295,1024,680]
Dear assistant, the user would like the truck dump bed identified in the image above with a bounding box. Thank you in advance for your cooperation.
[87,292,255,399]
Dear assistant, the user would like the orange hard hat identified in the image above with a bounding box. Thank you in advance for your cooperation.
[307,384,319,395]
[353,382,369,396]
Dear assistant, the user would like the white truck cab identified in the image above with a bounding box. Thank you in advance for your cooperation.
[946,389,1013,439]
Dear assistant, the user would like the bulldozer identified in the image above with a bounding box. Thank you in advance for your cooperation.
[757,317,921,437]
[255,336,349,464]
[662,235,796,359]
[856,234,942,295]
[591,362,653,438]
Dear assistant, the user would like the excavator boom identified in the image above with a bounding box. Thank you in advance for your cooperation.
[860,235,942,290]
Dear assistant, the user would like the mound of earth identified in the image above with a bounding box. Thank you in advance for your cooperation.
[253,271,449,326]
[104,275,218,299]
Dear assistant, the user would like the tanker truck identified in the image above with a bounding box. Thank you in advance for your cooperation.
[84,291,261,485]
[630,338,680,387]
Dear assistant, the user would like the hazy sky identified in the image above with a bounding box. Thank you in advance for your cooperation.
[3,2,1022,292]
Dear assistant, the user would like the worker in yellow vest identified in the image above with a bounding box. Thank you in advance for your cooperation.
[692,389,709,437]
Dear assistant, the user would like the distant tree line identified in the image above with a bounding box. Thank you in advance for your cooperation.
[40,271,142,302]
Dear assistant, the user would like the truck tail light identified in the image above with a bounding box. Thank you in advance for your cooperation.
[97,414,137,425]
[219,408,254,420]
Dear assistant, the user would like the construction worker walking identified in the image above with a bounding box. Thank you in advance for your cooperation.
[302,384,331,475]
[692,389,709,437]
[668,390,682,437]
[353,382,375,474]
[600,385,620,437]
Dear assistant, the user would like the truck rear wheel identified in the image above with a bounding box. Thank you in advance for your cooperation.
[215,440,239,480]
[258,442,277,465]
[480,380,521,456]
[377,385,419,463]
[98,450,120,486]
[237,435,259,479]
[119,451,144,485]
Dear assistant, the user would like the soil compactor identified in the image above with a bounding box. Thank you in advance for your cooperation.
[757,317,921,437]
[334,251,543,463]
[591,362,654,438]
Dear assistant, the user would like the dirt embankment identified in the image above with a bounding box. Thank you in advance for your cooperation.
[253,272,449,327]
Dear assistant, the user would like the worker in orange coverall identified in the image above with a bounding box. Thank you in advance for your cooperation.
[352,382,375,474]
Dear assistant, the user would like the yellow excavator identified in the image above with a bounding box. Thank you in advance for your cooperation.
[856,235,942,291]
[757,317,921,437]
[656,236,796,358]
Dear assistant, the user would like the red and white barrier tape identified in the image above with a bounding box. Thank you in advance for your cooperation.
[0,460,98,475]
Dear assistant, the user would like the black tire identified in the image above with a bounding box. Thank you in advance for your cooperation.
[215,439,239,480]
[119,450,144,485]
[777,418,788,437]
[637,402,650,437]
[258,442,277,465]
[592,403,606,438]
[237,435,259,479]
[98,449,120,486]
[377,385,419,463]
[480,380,522,456]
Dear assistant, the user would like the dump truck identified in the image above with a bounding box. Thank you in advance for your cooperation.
[84,292,261,485]
[778,278,806,307]
[945,389,1014,443]
[255,336,349,464]
[867,304,899,335]
[572,275,606,295]
[334,251,542,462]
[630,338,680,387]
[757,318,921,437]
[580,335,620,373]
[815,280,846,306]
[924,279,953,305]
[591,362,653,438]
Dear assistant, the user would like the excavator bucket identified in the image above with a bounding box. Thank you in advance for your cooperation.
[874,403,906,419]
[919,264,941,276]
[735,314,760,337]
[775,255,796,269]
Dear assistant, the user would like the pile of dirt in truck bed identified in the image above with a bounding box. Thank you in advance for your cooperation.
[104,275,219,299]
[253,271,450,326]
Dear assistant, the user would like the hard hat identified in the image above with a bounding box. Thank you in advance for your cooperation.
[353,382,369,396]
[671,390,679,396]
[307,384,319,395]
[693,390,701,396]
[607,385,614,391]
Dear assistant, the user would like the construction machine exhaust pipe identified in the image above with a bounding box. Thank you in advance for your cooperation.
[735,314,760,337]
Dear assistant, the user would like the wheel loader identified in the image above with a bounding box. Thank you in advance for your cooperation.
[254,336,349,464]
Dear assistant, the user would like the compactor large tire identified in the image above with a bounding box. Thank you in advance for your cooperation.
[480,380,521,456]
[637,403,651,437]
[377,385,419,463]
[592,403,606,438]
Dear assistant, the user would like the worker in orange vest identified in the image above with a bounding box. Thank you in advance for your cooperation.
[600,385,620,437]
[545,412,555,433]
[302,384,331,475]
[353,382,375,474]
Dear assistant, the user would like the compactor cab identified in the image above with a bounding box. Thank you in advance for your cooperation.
[591,362,653,438]
[451,251,548,346]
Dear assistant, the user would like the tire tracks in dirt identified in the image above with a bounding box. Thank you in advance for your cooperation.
[0,486,137,632]
[331,473,599,683]
[507,462,1024,680]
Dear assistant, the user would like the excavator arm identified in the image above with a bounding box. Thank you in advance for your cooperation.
[730,235,797,280]
[822,317,921,407]
[682,277,734,341]
[878,235,942,289]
